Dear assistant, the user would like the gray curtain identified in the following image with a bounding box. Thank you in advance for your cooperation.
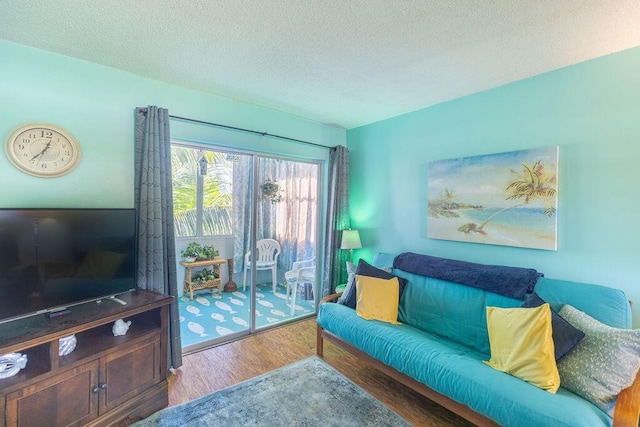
[322,146,350,296]
[134,106,182,369]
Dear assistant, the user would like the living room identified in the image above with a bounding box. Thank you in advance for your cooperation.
[1,2,640,426]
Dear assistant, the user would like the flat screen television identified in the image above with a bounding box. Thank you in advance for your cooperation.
[0,208,137,324]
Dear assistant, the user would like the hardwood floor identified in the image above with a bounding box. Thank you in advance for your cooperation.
[169,317,474,426]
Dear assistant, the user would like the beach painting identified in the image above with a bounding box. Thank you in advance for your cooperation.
[427,146,558,251]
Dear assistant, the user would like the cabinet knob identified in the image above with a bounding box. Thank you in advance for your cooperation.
[92,383,108,393]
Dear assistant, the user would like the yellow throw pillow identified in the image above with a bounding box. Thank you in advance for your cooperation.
[484,304,560,393]
[355,275,401,325]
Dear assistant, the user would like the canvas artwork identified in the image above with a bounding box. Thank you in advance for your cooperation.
[427,146,558,251]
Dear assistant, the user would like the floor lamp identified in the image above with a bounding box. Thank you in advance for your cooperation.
[340,229,362,263]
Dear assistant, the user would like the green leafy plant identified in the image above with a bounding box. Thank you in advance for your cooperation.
[201,244,219,260]
[180,242,219,261]
[192,268,218,284]
[180,242,201,260]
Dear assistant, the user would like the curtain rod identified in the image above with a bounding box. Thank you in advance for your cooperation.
[139,108,331,149]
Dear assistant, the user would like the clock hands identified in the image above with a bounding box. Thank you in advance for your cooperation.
[30,141,52,163]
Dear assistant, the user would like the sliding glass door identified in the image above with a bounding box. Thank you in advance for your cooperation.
[251,157,318,330]
[172,143,320,353]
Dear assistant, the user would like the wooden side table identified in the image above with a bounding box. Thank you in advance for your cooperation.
[180,258,227,300]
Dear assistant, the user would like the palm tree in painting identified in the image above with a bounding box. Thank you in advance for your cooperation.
[429,189,460,218]
[458,160,556,234]
[442,189,458,209]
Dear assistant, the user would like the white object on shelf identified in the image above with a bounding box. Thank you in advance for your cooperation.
[112,319,132,336]
[0,353,28,379]
[59,334,77,356]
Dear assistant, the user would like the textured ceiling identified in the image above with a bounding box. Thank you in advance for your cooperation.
[1,1,640,129]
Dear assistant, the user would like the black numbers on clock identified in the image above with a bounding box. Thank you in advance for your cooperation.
[8,125,80,176]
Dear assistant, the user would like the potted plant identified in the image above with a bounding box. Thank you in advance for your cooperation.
[192,268,218,284]
[260,179,284,204]
[180,242,201,262]
[181,242,219,262]
[201,244,219,260]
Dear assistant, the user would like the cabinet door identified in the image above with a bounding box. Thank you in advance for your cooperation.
[5,361,100,427]
[100,335,161,414]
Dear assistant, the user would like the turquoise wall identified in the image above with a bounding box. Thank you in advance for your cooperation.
[348,46,640,326]
[0,40,344,208]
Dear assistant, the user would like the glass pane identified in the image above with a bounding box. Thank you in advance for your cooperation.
[178,150,253,353]
[171,146,198,237]
[202,151,233,235]
[255,157,318,329]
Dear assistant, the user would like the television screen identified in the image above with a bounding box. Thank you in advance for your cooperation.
[0,208,136,324]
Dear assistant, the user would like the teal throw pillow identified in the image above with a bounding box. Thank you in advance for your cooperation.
[557,304,640,416]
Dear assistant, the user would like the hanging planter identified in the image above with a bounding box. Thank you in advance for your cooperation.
[260,179,284,204]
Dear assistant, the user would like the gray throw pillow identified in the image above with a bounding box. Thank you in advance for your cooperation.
[337,261,356,304]
[557,304,640,416]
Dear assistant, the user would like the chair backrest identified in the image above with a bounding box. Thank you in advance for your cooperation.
[254,239,281,262]
[292,257,315,270]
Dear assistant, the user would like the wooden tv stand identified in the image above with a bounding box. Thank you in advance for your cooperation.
[0,290,172,427]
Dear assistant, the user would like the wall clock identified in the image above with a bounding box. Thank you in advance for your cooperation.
[4,122,82,178]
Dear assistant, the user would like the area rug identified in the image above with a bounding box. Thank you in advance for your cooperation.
[132,356,410,427]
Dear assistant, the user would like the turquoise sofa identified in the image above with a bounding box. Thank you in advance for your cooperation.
[316,253,638,427]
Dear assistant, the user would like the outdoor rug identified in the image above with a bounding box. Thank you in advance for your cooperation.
[132,356,411,427]
[179,282,315,348]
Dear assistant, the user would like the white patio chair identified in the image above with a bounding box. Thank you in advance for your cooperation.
[242,239,281,292]
[284,257,315,315]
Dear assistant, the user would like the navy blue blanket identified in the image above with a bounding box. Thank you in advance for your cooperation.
[393,252,542,300]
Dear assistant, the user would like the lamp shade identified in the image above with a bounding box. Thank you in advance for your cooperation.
[340,229,362,250]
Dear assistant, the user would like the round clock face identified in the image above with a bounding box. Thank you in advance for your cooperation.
[4,123,82,178]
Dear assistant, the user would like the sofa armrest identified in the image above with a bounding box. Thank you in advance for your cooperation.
[320,292,342,304]
[613,369,640,427]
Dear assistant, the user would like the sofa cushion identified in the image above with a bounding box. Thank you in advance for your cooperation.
[373,252,631,329]
[317,303,613,427]
[558,304,640,416]
[521,292,585,360]
[485,304,560,393]
[394,269,521,355]
[342,259,407,309]
[355,275,401,324]
[534,277,631,329]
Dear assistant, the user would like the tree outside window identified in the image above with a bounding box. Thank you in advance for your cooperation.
[171,144,233,237]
